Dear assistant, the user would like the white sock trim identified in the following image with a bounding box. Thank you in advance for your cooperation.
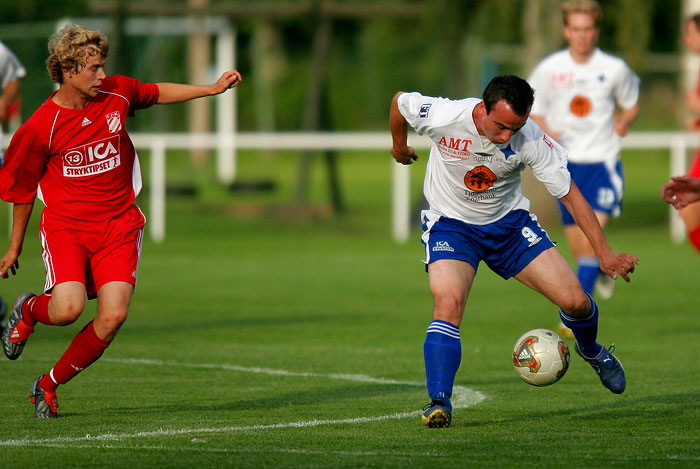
[427,321,461,339]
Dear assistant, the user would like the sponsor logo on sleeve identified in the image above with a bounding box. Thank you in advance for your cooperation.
[419,103,432,118]
[542,134,553,149]
[62,135,121,178]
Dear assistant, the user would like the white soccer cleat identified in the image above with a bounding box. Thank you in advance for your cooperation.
[595,273,615,300]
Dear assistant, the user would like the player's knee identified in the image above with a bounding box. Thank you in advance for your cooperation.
[99,309,128,334]
[560,291,590,317]
[51,300,85,325]
[433,295,464,323]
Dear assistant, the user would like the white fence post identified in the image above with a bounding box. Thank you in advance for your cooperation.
[392,162,411,243]
[150,137,166,242]
[216,23,236,184]
[670,135,688,244]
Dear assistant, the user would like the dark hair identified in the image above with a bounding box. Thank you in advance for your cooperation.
[482,75,534,116]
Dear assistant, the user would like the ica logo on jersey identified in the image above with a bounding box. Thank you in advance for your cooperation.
[62,135,121,178]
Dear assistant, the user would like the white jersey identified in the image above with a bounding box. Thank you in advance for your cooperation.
[528,48,639,163]
[398,92,571,225]
[0,41,26,154]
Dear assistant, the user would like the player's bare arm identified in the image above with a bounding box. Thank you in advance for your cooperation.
[0,78,21,121]
[0,202,34,278]
[389,92,418,165]
[686,90,700,114]
[661,175,700,209]
[559,182,638,282]
[614,104,640,137]
[156,70,242,105]
[529,114,562,141]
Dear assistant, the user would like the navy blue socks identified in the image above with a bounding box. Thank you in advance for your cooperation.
[559,292,603,357]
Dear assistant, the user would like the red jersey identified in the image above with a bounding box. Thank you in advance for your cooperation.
[0,75,159,222]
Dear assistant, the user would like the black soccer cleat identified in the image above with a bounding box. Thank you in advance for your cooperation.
[575,342,626,394]
[421,392,452,428]
[2,292,36,360]
[30,375,58,419]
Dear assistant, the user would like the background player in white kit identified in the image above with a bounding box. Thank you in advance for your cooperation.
[0,40,26,327]
[0,40,25,165]
[527,0,639,325]
[390,75,638,428]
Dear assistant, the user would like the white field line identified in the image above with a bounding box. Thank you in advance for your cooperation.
[101,357,486,409]
[0,358,486,448]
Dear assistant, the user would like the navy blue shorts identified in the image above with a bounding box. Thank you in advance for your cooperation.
[559,160,623,225]
[421,209,556,279]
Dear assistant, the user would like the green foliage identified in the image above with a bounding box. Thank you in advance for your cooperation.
[0,0,688,131]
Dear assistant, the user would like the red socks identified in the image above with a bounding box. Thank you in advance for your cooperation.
[690,225,700,254]
[40,321,111,392]
[21,294,52,327]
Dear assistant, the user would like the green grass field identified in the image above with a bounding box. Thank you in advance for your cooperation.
[1,148,699,468]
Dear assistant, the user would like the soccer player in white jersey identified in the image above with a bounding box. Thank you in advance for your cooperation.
[0,24,242,418]
[390,75,638,428]
[528,0,639,317]
[0,40,26,327]
[0,40,25,164]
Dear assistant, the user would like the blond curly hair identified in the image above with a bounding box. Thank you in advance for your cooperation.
[562,0,602,28]
[46,24,109,84]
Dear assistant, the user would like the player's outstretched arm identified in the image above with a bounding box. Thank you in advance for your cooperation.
[0,78,21,122]
[0,202,34,279]
[156,70,242,105]
[660,175,700,209]
[559,182,638,282]
[614,104,640,137]
[389,92,418,165]
[529,114,562,141]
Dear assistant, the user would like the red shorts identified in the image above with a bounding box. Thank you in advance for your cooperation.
[39,205,146,298]
[690,148,700,178]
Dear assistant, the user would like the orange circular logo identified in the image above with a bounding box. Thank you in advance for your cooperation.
[464,166,497,192]
[570,95,592,117]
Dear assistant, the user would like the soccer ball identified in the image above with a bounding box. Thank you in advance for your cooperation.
[512,328,570,387]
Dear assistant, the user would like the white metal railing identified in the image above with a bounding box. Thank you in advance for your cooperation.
[2,131,696,243]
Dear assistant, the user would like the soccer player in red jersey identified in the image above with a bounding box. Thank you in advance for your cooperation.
[0,24,242,418]
[680,13,700,253]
